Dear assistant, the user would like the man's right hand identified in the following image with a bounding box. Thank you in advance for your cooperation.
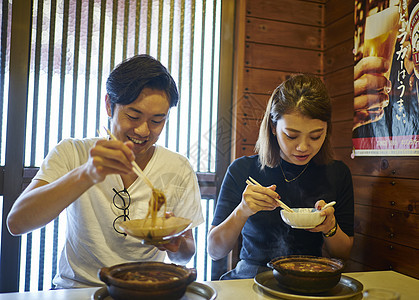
[85,139,135,184]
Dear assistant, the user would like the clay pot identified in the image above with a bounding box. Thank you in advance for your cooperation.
[267,255,344,294]
[98,262,197,300]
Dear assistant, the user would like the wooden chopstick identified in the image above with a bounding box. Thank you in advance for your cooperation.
[248,176,262,186]
[102,127,155,190]
[245,179,254,186]
[246,176,294,213]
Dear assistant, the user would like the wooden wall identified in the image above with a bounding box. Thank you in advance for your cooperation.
[232,0,419,278]
[233,0,325,159]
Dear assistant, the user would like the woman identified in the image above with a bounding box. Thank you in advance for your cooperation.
[207,74,354,279]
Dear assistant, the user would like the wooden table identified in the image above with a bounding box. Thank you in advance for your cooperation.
[0,271,417,299]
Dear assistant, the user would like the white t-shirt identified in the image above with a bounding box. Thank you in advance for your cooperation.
[34,138,204,288]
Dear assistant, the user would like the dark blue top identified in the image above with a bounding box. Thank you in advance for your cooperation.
[211,155,354,278]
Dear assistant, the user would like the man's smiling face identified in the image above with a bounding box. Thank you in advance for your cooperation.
[106,87,170,165]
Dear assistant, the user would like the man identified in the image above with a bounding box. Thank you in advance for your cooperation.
[7,54,204,288]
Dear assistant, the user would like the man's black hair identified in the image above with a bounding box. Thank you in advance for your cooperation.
[106,54,179,114]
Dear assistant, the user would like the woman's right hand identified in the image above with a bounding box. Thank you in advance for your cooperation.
[208,184,281,261]
[239,184,281,217]
[85,139,136,184]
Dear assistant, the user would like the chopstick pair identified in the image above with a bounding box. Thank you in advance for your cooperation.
[100,127,155,190]
[246,176,294,213]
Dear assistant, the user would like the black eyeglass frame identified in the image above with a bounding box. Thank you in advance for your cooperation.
[112,188,131,235]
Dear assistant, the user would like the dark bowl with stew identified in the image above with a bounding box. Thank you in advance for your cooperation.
[98,262,197,300]
[267,255,344,294]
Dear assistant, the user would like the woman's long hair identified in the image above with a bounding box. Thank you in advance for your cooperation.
[255,74,333,169]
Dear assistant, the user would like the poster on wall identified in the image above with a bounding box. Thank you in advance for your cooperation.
[353,0,419,156]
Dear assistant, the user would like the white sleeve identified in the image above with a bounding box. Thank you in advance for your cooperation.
[33,139,77,184]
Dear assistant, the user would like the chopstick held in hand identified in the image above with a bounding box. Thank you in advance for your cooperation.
[246,177,294,213]
[102,127,155,190]
[99,127,168,228]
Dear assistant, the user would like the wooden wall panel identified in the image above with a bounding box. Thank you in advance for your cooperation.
[331,94,354,122]
[324,13,353,49]
[353,176,419,214]
[245,43,322,74]
[235,118,260,147]
[246,18,322,50]
[324,39,354,74]
[355,204,419,249]
[351,233,419,279]
[333,147,354,163]
[234,0,325,160]
[242,68,288,95]
[236,93,268,120]
[246,0,323,26]
[324,67,353,97]
[335,151,419,179]
[325,0,354,26]
[235,144,257,159]
[331,120,353,148]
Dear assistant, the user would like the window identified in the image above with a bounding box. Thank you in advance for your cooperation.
[0,0,10,166]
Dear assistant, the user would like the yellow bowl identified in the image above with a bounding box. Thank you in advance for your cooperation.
[118,217,192,243]
[280,208,325,229]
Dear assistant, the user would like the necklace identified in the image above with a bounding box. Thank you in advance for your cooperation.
[279,160,309,183]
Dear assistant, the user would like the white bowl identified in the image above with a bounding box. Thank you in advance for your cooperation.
[280,208,325,229]
[118,217,192,243]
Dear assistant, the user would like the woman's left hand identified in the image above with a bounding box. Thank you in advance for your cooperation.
[307,200,336,234]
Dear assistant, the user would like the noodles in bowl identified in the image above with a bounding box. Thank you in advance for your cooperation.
[104,127,189,243]
[118,184,192,242]
[145,188,167,227]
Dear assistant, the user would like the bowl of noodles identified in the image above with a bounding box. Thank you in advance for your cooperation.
[118,217,192,243]
[118,185,192,243]
[98,262,197,300]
